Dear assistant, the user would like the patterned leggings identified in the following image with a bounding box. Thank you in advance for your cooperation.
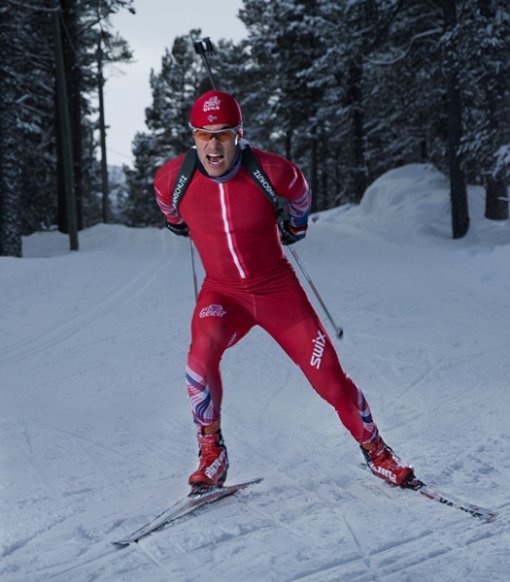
[186,267,379,445]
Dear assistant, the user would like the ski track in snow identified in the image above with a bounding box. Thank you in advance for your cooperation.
[0,229,171,368]
[107,480,510,582]
[2,167,510,581]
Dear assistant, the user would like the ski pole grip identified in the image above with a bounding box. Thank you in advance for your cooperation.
[193,37,217,90]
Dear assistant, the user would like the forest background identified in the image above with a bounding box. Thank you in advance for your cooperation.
[1,0,509,257]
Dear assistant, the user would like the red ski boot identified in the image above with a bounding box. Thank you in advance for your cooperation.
[361,436,414,486]
[189,428,229,492]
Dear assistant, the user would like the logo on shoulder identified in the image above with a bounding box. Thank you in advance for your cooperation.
[199,304,227,318]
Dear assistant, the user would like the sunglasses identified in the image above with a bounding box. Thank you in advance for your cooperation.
[189,124,241,142]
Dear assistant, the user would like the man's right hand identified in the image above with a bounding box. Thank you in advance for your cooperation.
[166,221,189,237]
[278,220,307,245]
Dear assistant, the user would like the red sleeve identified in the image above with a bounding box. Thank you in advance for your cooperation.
[154,154,186,224]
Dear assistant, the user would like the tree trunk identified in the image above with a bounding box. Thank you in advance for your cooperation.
[0,9,22,256]
[97,33,110,223]
[285,129,292,161]
[310,134,319,213]
[443,0,469,239]
[446,71,469,238]
[345,61,367,204]
[52,7,79,250]
[480,1,509,221]
[485,177,509,220]
[0,112,23,256]
[57,0,82,232]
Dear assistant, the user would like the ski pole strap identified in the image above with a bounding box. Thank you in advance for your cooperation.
[171,148,197,210]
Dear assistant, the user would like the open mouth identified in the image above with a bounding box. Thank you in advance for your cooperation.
[206,153,224,166]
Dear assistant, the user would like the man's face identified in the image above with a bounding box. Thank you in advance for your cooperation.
[192,124,239,177]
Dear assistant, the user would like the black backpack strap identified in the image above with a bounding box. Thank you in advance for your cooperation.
[241,145,283,217]
[171,148,197,210]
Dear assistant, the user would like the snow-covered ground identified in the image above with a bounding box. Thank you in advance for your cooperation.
[1,164,509,581]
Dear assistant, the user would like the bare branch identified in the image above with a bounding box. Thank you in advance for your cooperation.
[4,0,58,13]
[365,27,442,66]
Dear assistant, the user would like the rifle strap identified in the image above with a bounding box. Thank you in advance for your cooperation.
[171,148,198,210]
[171,144,282,218]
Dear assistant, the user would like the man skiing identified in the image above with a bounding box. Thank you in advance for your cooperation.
[154,90,413,492]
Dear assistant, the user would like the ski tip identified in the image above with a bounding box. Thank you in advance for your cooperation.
[470,509,498,523]
[111,540,133,547]
[231,477,264,490]
[485,511,498,523]
[245,477,264,485]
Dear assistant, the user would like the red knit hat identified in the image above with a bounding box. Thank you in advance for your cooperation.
[190,90,243,129]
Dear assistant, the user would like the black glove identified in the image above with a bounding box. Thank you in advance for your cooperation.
[278,220,307,245]
[166,221,189,237]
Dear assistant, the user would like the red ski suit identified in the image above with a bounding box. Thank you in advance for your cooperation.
[155,145,378,445]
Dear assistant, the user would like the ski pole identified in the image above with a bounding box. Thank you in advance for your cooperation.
[288,246,344,339]
[194,37,218,90]
[189,238,199,301]
[188,37,217,304]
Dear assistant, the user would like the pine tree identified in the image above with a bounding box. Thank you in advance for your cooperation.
[0,3,23,256]
[125,31,206,226]
[123,133,162,226]
[298,0,408,205]
[145,33,204,163]
[0,0,134,256]
[55,0,134,232]
[0,1,57,255]
[460,1,510,221]
[239,0,328,208]
[337,0,470,237]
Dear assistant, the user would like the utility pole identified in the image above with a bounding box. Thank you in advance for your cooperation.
[52,6,79,251]
[97,30,109,223]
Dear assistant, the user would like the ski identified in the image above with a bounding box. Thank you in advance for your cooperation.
[404,476,497,522]
[113,478,263,545]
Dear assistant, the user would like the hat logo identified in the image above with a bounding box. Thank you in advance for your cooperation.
[203,95,221,112]
[207,114,218,122]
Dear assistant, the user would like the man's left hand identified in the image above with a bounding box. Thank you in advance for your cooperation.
[166,221,189,237]
[279,220,307,245]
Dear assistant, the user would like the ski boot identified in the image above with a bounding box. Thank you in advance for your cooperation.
[361,436,414,486]
[189,427,229,494]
